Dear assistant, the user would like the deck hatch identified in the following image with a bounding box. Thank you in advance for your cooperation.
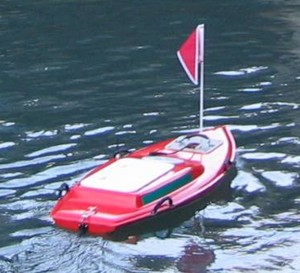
[81,158,174,193]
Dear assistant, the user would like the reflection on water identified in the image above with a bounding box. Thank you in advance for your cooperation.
[1,0,300,272]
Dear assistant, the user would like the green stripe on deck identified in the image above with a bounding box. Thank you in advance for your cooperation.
[142,173,194,205]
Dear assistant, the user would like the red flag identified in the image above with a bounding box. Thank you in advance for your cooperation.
[177,25,204,85]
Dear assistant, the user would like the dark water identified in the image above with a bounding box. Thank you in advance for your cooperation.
[1,0,300,272]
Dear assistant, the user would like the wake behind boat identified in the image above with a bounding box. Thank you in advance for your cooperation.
[50,25,237,236]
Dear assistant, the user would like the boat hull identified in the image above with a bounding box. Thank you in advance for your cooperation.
[51,125,236,236]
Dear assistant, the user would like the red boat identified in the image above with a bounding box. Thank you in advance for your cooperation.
[51,25,237,236]
[51,125,235,235]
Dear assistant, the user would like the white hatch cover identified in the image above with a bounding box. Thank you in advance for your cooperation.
[81,157,174,193]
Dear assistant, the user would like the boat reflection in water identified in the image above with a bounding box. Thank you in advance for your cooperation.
[176,242,215,273]
[129,239,215,273]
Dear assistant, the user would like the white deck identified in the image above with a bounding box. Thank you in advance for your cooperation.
[81,157,174,192]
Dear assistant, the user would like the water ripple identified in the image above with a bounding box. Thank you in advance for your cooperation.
[0,159,104,189]
[261,171,298,187]
[0,142,15,150]
[214,66,268,77]
[26,143,77,158]
[0,154,66,170]
[84,126,115,137]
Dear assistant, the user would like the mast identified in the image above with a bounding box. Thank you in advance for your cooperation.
[199,25,205,131]
[199,60,204,131]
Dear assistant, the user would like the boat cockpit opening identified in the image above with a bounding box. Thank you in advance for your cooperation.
[166,133,223,153]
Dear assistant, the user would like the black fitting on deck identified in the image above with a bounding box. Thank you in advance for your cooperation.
[78,223,88,236]
[55,183,70,199]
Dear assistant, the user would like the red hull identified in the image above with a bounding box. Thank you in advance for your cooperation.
[51,126,236,235]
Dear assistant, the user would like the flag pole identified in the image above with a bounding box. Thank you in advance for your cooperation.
[199,24,204,132]
[199,60,204,131]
